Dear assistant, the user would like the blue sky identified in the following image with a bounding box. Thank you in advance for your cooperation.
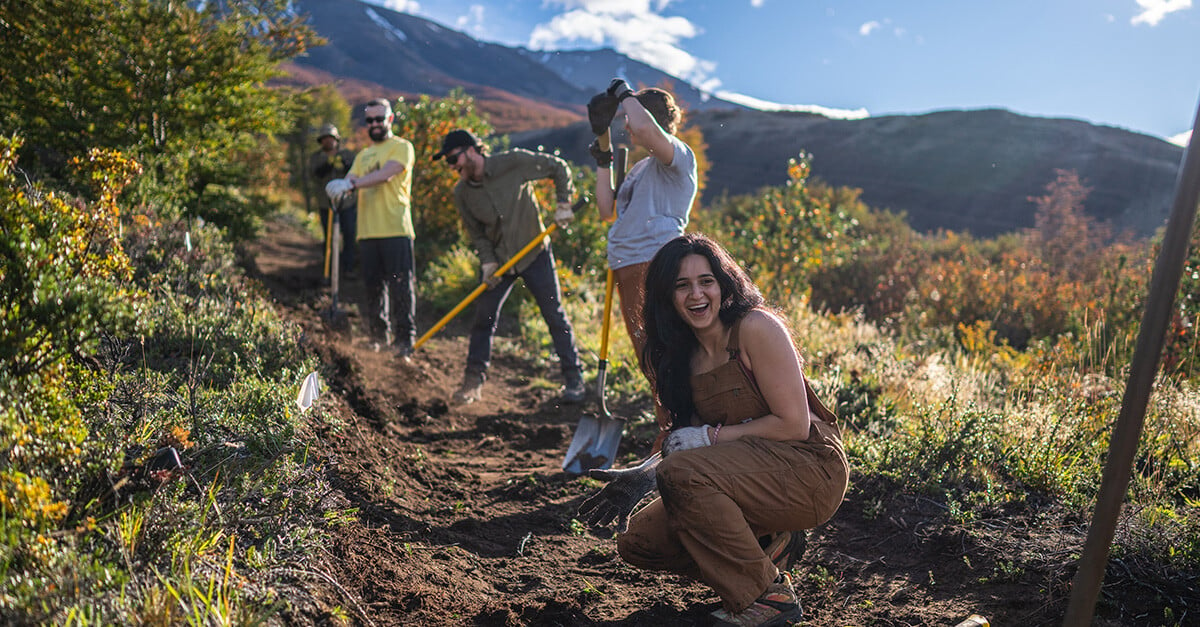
[366,0,1197,147]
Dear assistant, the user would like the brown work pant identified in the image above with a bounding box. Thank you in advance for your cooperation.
[613,262,649,360]
[613,262,673,444]
[617,420,849,613]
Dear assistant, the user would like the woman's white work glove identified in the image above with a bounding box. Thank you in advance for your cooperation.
[577,453,661,533]
[325,178,353,202]
[554,201,575,228]
[661,425,713,456]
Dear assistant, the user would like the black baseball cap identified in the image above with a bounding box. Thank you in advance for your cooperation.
[432,129,480,161]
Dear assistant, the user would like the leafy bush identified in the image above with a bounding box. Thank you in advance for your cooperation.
[0,138,144,573]
[0,134,332,624]
[392,90,495,263]
[697,153,864,304]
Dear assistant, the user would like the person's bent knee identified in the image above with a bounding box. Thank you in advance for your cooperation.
[616,531,662,570]
[655,449,704,494]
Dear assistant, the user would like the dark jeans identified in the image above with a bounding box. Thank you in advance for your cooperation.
[466,248,581,376]
[359,236,415,348]
[322,205,357,273]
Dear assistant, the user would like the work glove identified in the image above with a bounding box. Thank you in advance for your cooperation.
[481,261,501,289]
[578,453,661,533]
[588,138,613,168]
[661,425,713,456]
[587,91,619,136]
[325,178,353,203]
[554,201,575,228]
[607,78,635,103]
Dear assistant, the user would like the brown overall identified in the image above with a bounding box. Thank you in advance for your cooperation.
[617,315,850,613]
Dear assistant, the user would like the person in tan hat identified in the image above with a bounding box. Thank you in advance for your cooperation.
[309,123,358,279]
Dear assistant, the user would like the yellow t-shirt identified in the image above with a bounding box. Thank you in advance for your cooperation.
[349,136,415,239]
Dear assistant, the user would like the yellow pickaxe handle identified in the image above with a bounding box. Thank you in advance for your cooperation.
[413,196,589,350]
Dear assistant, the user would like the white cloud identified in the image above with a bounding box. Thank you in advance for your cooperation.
[1170,129,1193,147]
[455,4,486,34]
[528,2,719,91]
[363,0,421,14]
[1131,0,1192,26]
[859,20,881,36]
[716,91,870,120]
[859,18,905,37]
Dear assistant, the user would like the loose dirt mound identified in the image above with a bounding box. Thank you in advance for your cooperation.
[247,214,1083,626]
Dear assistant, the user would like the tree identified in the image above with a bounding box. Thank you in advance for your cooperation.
[390,90,494,262]
[1026,169,1108,282]
[0,0,319,237]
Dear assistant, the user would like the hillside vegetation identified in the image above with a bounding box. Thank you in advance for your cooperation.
[2,1,1199,624]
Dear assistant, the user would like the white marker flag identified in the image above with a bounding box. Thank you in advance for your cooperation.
[296,371,321,411]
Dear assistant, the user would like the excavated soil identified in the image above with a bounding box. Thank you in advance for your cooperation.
[244,213,1146,626]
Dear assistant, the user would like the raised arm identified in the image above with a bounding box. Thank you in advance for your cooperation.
[609,80,676,166]
[594,136,616,222]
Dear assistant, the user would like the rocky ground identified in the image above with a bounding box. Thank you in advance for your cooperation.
[244,213,1152,626]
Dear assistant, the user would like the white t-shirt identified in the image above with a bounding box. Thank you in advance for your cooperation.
[607,134,698,269]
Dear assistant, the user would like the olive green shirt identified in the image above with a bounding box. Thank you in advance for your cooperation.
[453,148,574,273]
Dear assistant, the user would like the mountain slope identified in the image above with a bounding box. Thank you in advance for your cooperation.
[288,0,741,123]
[293,0,589,105]
[286,0,1184,238]
[509,108,1183,238]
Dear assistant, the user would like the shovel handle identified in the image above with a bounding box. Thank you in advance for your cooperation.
[596,147,627,362]
[323,208,334,278]
[599,268,615,359]
[414,196,590,350]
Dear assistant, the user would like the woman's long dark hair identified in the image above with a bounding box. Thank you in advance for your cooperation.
[640,234,764,429]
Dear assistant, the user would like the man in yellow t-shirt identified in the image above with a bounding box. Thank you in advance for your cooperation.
[330,98,416,358]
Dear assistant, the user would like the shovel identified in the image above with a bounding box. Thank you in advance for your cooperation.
[413,195,590,351]
[323,201,349,328]
[563,143,628,475]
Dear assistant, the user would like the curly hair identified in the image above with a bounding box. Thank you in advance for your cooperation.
[640,233,764,428]
[635,88,683,135]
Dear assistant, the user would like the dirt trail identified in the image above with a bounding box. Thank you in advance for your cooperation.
[247,213,1081,626]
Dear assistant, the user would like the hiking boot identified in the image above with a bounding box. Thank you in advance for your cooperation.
[560,369,586,403]
[710,572,802,627]
[761,530,808,575]
[453,370,485,404]
[395,343,414,363]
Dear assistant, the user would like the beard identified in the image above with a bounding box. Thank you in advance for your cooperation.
[368,125,388,142]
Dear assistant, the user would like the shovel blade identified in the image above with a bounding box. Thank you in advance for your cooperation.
[562,414,625,475]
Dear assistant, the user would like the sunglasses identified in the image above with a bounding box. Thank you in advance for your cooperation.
[364,115,388,125]
[445,147,467,166]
